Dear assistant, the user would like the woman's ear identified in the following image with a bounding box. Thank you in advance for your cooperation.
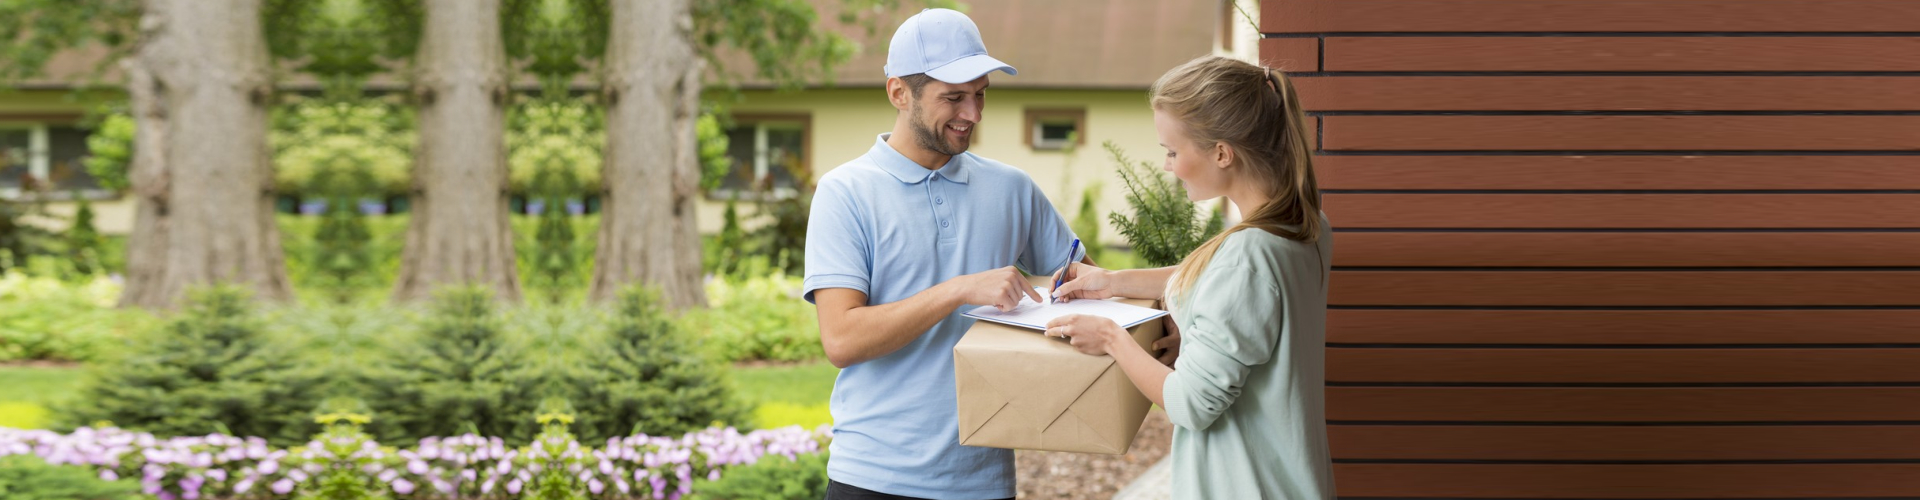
[1213,142,1235,170]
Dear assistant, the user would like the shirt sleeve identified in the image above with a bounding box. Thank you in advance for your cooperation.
[1161,260,1285,431]
[1016,182,1080,276]
[802,176,872,304]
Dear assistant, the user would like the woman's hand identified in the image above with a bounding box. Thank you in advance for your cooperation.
[1045,314,1129,356]
[1049,262,1115,303]
[1153,316,1182,367]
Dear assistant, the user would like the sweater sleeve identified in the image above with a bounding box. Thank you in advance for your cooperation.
[1160,259,1285,431]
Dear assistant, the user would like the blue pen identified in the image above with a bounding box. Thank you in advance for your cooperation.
[1051,238,1080,304]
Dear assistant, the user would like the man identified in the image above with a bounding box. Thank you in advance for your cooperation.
[803,8,1088,500]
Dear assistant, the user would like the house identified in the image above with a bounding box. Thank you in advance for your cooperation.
[0,0,1260,250]
[703,0,1261,249]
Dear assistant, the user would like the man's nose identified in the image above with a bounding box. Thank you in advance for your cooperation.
[958,99,983,123]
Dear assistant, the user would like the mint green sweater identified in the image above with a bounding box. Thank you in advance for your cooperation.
[1161,225,1336,499]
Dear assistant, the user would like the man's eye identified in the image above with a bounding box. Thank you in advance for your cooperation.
[946,97,962,103]
[1166,152,1176,158]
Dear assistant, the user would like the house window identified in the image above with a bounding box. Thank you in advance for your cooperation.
[1024,108,1086,151]
[715,115,809,200]
[0,122,101,199]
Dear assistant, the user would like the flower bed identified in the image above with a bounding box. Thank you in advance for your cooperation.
[0,422,829,500]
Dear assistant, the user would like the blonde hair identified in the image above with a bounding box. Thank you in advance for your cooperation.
[1154,56,1324,300]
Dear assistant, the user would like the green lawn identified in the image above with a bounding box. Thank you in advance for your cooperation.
[732,361,839,430]
[0,365,85,429]
[0,362,839,432]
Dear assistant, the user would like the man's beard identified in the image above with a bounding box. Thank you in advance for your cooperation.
[909,102,969,157]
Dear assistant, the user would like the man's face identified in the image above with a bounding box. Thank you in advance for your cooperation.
[904,76,989,157]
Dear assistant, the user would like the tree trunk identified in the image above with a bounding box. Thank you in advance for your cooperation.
[120,0,293,309]
[392,0,520,303]
[592,0,706,310]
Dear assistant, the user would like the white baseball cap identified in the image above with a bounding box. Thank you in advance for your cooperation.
[884,8,1017,84]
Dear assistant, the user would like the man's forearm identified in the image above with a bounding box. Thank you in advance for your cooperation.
[821,282,963,368]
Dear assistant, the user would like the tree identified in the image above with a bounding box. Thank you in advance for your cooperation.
[2,0,294,308]
[391,0,522,302]
[592,0,945,309]
[122,0,295,308]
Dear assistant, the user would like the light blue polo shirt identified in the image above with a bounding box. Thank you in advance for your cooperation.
[804,133,1080,499]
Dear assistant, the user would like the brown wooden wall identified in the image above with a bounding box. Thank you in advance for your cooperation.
[1259,0,1920,497]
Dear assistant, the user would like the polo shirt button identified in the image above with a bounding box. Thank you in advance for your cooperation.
[940,220,949,228]
[935,197,944,205]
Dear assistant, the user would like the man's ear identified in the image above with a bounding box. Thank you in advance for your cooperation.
[886,78,912,111]
[1213,142,1235,170]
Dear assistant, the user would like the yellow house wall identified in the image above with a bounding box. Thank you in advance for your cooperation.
[698,87,1170,249]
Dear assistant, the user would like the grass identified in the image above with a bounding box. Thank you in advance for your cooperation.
[0,365,85,429]
[731,361,838,430]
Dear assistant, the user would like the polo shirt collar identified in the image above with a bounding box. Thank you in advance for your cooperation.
[871,133,970,185]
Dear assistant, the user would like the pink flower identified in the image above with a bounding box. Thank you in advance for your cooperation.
[393,478,416,494]
[271,478,295,495]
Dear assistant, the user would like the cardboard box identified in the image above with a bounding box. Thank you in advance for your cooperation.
[953,289,1165,454]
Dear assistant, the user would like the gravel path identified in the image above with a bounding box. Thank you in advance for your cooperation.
[1014,409,1172,500]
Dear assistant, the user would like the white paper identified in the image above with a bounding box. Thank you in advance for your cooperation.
[963,287,1168,331]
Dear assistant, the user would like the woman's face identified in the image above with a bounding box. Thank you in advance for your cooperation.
[1153,109,1229,202]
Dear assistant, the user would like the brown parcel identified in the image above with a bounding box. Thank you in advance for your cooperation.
[953,296,1165,454]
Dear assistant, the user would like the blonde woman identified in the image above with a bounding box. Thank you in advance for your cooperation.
[1045,55,1334,499]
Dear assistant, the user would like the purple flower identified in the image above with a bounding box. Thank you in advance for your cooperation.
[507,478,523,495]
[271,478,295,495]
[407,459,428,474]
[589,478,606,494]
[392,478,415,494]
[233,478,254,494]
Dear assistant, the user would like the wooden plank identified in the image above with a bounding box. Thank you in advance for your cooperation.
[1332,232,1920,267]
[1328,310,1920,345]
[1329,348,1920,383]
[1330,271,1920,306]
[1330,425,1920,460]
[1328,387,1920,421]
[1262,0,1920,33]
[1323,37,1920,72]
[1291,76,1920,111]
[1321,116,1920,151]
[1258,37,1317,73]
[1322,194,1920,229]
[1316,156,1920,190]
[1333,463,1920,498]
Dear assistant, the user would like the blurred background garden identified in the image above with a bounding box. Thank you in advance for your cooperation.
[0,0,1249,498]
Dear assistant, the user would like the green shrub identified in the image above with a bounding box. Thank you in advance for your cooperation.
[0,271,157,362]
[677,272,822,363]
[0,455,146,500]
[564,286,745,442]
[1105,141,1225,267]
[361,286,546,444]
[1072,183,1106,264]
[690,452,829,500]
[62,196,105,276]
[57,285,325,445]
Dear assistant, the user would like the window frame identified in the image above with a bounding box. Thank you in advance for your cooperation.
[0,114,114,201]
[1023,107,1087,151]
[709,113,812,202]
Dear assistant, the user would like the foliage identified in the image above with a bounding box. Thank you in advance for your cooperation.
[279,214,409,301]
[676,271,823,364]
[0,201,55,273]
[1105,141,1225,267]
[81,106,135,192]
[272,97,415,196]
[1072,183,1105,264]
[697,113,734,192]
[730,362,837,429]
[57,286,326,446]
[1,422,829,500]
[62,196,106,276]
[688,451,829,500]
[503,0,608,97]
[0,454,145,500]
[708,202,750,277]
[360,286,546,445]
[563,286,746,444]
[0,0,140,85]
[508,98,604,196]
[264,0,423,88]
[0,269,157,363]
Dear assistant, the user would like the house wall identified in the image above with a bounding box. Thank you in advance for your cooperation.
[1266,0,1920,496]
[701,87,1172,250]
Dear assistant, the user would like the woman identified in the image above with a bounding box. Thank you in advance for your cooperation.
[1045,55,1333,499]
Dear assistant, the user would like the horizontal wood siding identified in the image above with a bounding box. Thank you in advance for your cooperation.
[1262,0,1920,496]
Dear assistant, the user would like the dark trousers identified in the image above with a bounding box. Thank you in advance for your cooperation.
[825,480,1013,500]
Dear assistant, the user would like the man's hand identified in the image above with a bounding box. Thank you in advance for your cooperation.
[949,266,1042,312]
[1153,316,1183,367]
